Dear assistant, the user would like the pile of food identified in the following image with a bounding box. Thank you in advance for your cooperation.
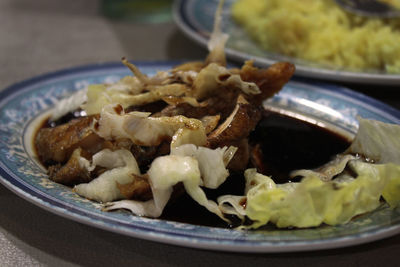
[232,0,400,73]
[34,1,400,229]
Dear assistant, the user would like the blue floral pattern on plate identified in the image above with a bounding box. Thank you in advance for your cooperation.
[0,62,400,253]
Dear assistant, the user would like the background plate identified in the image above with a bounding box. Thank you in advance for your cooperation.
[0,62,400,253]
[173,0,400,85]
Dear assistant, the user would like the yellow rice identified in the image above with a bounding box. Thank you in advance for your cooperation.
[232,0,400,73]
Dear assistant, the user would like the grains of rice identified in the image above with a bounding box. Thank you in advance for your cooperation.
[232,0,400,73]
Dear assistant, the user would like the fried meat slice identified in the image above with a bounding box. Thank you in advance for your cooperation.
[205,95,261,171]
[240,61,295,106]
[159,62,294,121]
[48,148,92,185]
[225,138,250,171]
[206,95,261,148]
[35,115,106,164]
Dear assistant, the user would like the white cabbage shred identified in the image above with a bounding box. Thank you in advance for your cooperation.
[94,104,207,149]
[171,144,238,189]
[105,155,203,218]
[83,83,188,115]
[290,154,356,182]
[191,63,260,100]
[103,145,236,220]
[206,0,229,65]
[51,88,87,121]
[346,117,400,164]
[74,149,140,202]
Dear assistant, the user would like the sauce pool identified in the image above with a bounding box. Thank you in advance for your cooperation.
[161,111,351,227]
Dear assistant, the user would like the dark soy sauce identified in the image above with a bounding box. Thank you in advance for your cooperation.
[48,110,86,128]
[161,172,246,228]
[250,111,351,183]
[160,111,351,227]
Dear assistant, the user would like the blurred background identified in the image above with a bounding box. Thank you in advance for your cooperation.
[0,0,207,91]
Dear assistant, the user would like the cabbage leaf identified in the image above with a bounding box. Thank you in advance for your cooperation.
[171,144,237,189]
[243,162,400,228]
[74,149,140,202]
[104,154,227,220]
[218,118,400,229]
[95,104,207,148]
[346,117,400,164]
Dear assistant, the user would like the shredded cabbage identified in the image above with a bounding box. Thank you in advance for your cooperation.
[95,104,207,148]
[218,195,247,221]
[290,155,356,182]
[171,144,237,189]
[83,83,187,115]
[206,0,228,66]
[74,149,140,202]
[104,153,227,220]
[191,63,260,100]
[217,118,400,229]
[346,117,400,164]
[242,163,400,228]
[103,143,235,219]
[51,88,87,121]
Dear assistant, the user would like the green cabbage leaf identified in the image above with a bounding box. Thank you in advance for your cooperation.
[222,118,400,229]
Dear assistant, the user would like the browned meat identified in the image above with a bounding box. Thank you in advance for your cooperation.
[116,174,152,201]
[126,100,167,114]
[226,138,250,171]
[48,148,92,185]
[240,61,295,106]
[206,95,261,149]
[35,115,107,164]
[130,142,170,172]
[160,62,294,122]
[160,62,294,172]
[205,95,261,171]
[159,87,238,121]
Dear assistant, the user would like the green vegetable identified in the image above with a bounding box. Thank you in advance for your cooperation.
[245,162,400,228]
[346,117,400,164]
[227,118,400,229]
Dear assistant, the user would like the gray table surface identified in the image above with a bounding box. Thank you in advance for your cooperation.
[1,0,399,266]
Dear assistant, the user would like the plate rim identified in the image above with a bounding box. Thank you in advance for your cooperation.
[1,61,400,253]
[172,0,400,85]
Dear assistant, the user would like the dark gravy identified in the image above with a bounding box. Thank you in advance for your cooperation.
[161,111,351,227]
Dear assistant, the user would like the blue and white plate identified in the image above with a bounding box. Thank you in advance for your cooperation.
[173,0,400,85]
[0,62,400,253]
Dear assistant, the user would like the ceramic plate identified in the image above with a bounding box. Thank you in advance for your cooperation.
[1,62,400,253]
[173,0,400,85]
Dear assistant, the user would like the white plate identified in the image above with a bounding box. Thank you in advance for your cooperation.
[173,0,400,85]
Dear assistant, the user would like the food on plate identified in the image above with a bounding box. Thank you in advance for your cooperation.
[33,0,400,229]
[232,0,400,73]
[35,57,296,222]
[381,0,400,9]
